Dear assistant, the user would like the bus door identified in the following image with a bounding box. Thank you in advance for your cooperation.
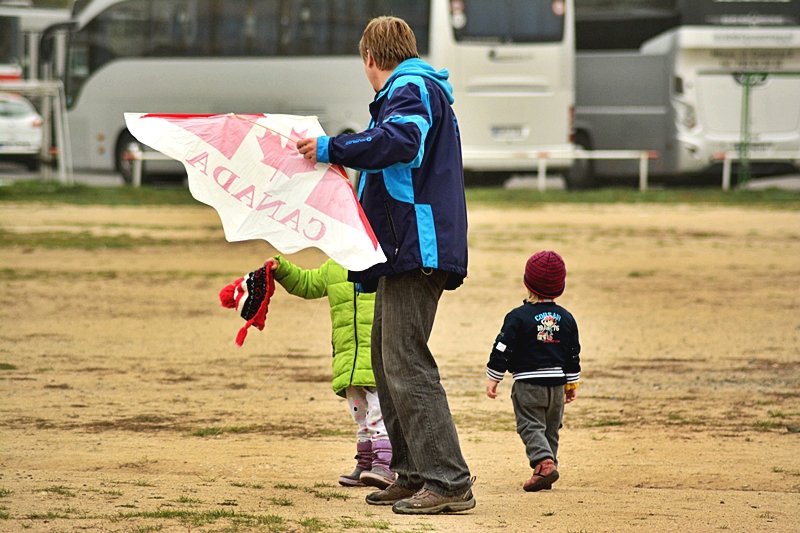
[441,0,572,174]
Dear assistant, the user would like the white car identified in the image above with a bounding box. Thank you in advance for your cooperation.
[0,92,43,170]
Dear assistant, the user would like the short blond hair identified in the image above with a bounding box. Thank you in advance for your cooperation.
[359,16,419,70]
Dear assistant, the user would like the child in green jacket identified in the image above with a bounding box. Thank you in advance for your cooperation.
[268,256,395,489]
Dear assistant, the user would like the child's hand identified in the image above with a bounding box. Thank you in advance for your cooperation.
[265,257,279,271]
[565,387,577,403]
[485,379,500,399]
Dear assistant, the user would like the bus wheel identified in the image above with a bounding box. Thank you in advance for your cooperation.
[565,133,595,190]
[115,131,143,185]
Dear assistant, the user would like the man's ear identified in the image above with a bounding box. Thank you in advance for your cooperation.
[365,50,376,68]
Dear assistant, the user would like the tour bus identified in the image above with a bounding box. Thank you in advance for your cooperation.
[572,0,800,187]
[43,0,575,183]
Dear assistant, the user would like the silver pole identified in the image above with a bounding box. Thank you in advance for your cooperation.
[537,155,547,192]
[722,153,732,191]
[638,152,649,192]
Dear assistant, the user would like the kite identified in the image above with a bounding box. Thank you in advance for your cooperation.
[124,113,386,272]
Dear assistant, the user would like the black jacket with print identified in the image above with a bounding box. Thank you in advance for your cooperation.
[486,300,581,386]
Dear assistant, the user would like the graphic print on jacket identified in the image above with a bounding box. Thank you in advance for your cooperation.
[535,311,561,343]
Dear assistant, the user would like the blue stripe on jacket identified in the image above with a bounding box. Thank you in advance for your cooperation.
[318,58,467,291]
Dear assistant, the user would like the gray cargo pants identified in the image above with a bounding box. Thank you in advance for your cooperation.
[512,380,565,468]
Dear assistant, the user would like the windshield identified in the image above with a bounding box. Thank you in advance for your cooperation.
[65,0,431,107]
[451,0,565,43]
[0,16,21,65]
[0,99,33,117]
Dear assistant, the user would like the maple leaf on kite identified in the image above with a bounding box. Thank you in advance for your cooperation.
[257,127,317,179]
[124,113,385,272]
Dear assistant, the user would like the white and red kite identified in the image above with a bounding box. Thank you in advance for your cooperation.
[124,113,385,272]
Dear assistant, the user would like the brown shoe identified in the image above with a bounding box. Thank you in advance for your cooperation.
[392,480,476,515]
[365,483,418,506]
[523,470,559,491]
[524,459,559,492]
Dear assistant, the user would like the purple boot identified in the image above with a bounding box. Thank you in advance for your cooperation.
[338,441,373,487]
[360,439,395,489]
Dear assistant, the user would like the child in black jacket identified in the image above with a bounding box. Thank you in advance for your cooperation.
[485,250,581,492]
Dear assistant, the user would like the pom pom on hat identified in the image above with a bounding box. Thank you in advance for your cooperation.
[524,250,566,298]
[218,282,239,309]
[219,260,276,346]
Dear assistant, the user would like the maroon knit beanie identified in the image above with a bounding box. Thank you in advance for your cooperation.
[523,250,566,298]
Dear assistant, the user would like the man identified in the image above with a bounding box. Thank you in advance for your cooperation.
[297,16,473,515]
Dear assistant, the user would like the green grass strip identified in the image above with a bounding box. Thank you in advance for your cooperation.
[0,181,195,205]
[0,180,798,207]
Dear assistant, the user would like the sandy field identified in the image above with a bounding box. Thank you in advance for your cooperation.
[1,200,799,533]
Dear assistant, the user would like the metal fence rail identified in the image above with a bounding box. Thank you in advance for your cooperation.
[124,148,170,188]
[714,151,800,191]
[469,149,658,191]
[126,148,659,190]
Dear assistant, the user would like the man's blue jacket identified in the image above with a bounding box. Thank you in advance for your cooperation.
[316,58,468,292]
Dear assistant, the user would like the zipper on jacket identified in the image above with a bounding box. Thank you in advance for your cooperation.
[383,201,400,257]
[348,285,359,386]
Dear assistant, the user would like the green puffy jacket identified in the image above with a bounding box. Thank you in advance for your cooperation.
[273,256,376,397]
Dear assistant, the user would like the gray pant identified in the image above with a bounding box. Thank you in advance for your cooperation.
[512,381,565,469]
[371,269,472,496]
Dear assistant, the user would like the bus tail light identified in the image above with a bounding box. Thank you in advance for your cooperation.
[674,76,684,95]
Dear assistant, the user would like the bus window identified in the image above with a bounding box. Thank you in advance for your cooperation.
[214,1,281,56]
[149,0,207,56]
[87,0,148,63]
[575,0,679,51]
[276,0,429,57]
[279,0,332,56]
[373,0,430,54]
[1,17,20,65]
[452,0,564,43]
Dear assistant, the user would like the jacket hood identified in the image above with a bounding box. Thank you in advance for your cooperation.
[380,58,454,104]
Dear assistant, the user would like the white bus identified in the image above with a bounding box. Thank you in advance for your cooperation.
[572,0,800,187]
[43,0,575,183]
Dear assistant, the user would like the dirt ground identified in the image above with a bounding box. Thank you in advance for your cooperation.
[1,200,799,533]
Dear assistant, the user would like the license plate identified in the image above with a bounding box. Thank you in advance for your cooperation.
[491,125,528,141]
[733,142,774,151]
